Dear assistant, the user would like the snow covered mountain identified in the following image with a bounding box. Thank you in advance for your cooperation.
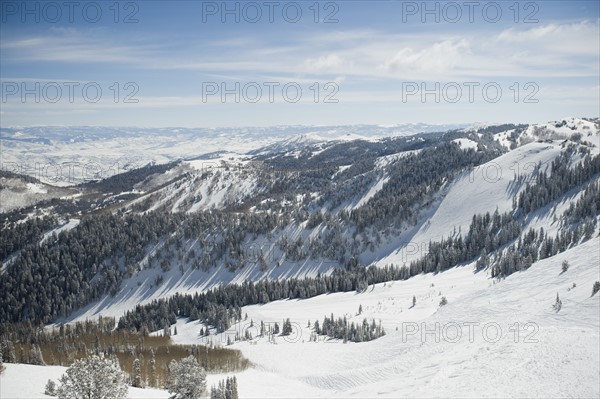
[0,123,465,186]
[1,117,599,398]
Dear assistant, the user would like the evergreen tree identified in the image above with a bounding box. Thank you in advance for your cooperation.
[29,344,46,366]
[2,341,16,363]
[230,376,239,399]
[148,351,157,388]
[45,379,57,396]
[553,293,562,312]
[132,358,143,388]
[57,355,128,399]
[209,376,238,399]
[593,281,600,297]
[167,355,206,399]
[281,318,293,336]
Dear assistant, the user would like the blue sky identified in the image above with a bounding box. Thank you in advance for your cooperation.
[1,0,598,127]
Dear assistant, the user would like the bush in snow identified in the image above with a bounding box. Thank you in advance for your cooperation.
[56,355,128,399]
[439,297,448,307]
[592,281,600,297]
[553,293,562,312]
[167,355,206,399]
[561,260,569,273]
[44,379,57,396]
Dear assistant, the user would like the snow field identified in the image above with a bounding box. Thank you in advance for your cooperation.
[167,237,600,398]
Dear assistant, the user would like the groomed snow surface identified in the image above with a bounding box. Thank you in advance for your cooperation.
[3,237,598,398]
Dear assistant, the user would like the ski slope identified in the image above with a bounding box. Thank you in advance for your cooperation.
[377,140,576,266]
[170,237,600,398]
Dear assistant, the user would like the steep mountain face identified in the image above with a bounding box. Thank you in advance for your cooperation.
[0,118,598,327]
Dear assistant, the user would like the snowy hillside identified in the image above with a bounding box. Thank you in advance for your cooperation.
[1,118,599,398]
[377,140,584,266]
[165,237,600,398]
[491,117,600,150]
[39,126,595,325]
[3,238,598,398]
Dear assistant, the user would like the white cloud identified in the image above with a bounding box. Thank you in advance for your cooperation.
[382,39,471,74]
[1,29,160,64]
[497,20,599,56]
[302,54,351,72]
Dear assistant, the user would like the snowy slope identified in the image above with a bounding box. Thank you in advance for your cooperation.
[0,176,75,213]
[169,237,600,398]
[377,140,583,266]
[57,136,597,323]
[491,117,600,150]
[2,119,599,399]
[9,238,597,398]
[525,117,600,147]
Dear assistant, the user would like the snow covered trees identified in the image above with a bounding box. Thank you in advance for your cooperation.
[56,355,128,399]
[28,344,45,365]
[132,358,143,388]
[210,376,238,399]
[0,340,16,364]
[281,318,293,336]
[316,314,385,342]
[148,351,158,388]
[167,355,207,399]
[44,379,57,396]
